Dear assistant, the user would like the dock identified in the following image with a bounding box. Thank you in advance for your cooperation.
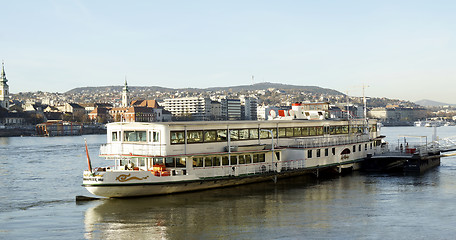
[363,135,456,173]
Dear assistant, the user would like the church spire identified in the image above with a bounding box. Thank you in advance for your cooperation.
[121,76,129,107]
[1,60,7,83]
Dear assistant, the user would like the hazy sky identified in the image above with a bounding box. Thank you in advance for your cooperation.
[1,1,455,103]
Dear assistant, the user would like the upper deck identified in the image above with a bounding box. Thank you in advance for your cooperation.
[100,119,379,157]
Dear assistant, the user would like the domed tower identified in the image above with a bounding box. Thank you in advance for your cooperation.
[0,61,9,110]
[121,77,129,107]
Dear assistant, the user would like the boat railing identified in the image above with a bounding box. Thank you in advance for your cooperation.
[291,134,371,149]
[376,142,439,157]
[99,143,166,156]
[195,158,309,178]
[280,159,306,170]
[195,162,276,178]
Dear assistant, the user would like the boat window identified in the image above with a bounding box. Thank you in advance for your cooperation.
[332,148,336,155]
[302,127,309,136]
[307,150,312,158]
[308,127,316,136]
[260,129,270,139]
[245,154,252,164]
[213,156,220,166]
[187,131,203,143]
[230,155,237,165]
[253,154,259,163]
[138,158,146,168]
[249,128,259,139]
[204,130,217,142]
[370,143,373,149]
[165,157,175,167]
[278,128,286,137]
[229,129,239,141]
[193,157,203,167]
[170,131,185,144]
[239,129,249,140]
[330,126,336,135]
[325,148,329,156]
[365,144,368,150]
[359,145,361,152]
[238,155,245,164]
[316,127,324,136]
[112,132,118,141]
[217,130,227,142]
[204,157,213,167]
[353,145,356,152]
[124,131,147,142]
[258,154,265,162]
[222,156,229,165]
[120,159,128,167]
[371,124,377,132]
[317,149,321,157]
[153,131,160,143]
[153,157,164,165]
[294,127,302,137]
[286,128,294,137]
[342,126,349,134]
[176,158,186,167]
[275,152,280,161]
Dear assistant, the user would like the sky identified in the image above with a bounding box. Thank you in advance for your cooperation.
[1,0,456,103]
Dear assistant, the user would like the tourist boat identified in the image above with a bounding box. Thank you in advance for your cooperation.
[83,103,383,198]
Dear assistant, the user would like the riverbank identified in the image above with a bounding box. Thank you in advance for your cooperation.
[0,124,107,137]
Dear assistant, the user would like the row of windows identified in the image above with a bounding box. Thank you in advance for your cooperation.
[171,125,375,144]
[126,153,268,169]
[306,142,375,158]
[112,130,160,143]
[192,153,266,167]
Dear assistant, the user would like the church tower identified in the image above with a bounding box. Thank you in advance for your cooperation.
[0,61,9,110]
[121,77,129,107]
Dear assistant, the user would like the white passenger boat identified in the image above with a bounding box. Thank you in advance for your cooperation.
[83,103,383,198]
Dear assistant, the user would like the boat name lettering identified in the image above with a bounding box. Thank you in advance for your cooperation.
[83,177,104,182]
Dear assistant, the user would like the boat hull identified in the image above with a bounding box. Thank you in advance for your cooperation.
[83,162,362,198]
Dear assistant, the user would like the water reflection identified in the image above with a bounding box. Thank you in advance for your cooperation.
[84,174,380,239]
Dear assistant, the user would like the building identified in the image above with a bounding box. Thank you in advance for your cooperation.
[240,96,258,120]
[368,107,426,125]
[131,100,160,108]
[210,101,222,120]
[0,61,9,110]
[221,98,241,120]
[59,103,85,115]
[162,97,212,121]
[0,108,26,125]
[88,107,111,123]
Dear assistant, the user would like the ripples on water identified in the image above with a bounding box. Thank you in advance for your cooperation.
[1,128,456,239]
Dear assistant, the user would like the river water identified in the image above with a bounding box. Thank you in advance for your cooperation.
[1,127,456,239]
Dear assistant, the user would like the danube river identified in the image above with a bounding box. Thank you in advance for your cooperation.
[2,127,456,239]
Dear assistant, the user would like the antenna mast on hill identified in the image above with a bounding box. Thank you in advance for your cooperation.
[252,75,255,85]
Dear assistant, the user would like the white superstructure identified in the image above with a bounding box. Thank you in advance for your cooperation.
[83,117,383,198]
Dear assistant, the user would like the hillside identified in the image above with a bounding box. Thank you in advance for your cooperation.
[415,99,455,107]
[66,82,345,96]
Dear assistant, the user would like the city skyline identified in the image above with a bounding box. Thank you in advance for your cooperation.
[1,1,456,103]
